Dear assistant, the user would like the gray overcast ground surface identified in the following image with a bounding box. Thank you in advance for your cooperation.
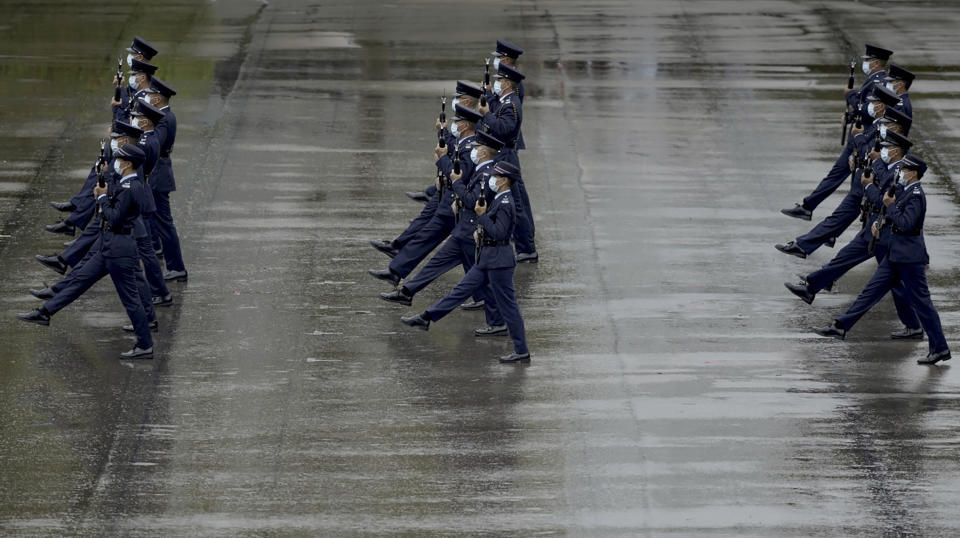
[2,1,960,535]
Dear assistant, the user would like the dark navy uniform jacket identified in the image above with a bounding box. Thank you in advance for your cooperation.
[846,70,888,125]
[450,160,495,241]
[885,181,929,264]
[115,86,149,123]
[485,91,524,150]
[150,107,177,193]
[477,190,517,270]
[898,93,913,121]
[139,131,161,180]
[862,158,905,247]
[434,135,476,218]
[97,173,144,258]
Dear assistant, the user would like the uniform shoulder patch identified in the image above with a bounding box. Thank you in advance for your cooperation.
[121,182,132,189]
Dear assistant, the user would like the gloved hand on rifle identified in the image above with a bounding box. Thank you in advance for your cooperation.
[883,191,896,207]
[475,199,487,217]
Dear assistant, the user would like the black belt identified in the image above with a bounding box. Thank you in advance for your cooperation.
[101,224,133,235]
[481,239,511,247]
[893,228,922,236]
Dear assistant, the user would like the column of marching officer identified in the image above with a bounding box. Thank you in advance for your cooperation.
[367,40,535,364]
[775,44,950,366]
[16,37,188,360]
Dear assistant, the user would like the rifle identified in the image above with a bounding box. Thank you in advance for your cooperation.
[859,165,874,229]
[114,57,123,101]
[95,139,107,218]
[438,93,446,149]
[451,149,462,224]
[97,139,107,189]
[475,174,486,264]
[480,58,490,108]
[841,58,856,145]
[868,171,899,255]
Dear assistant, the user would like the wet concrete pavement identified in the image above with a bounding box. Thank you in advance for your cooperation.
[4,0,960,535]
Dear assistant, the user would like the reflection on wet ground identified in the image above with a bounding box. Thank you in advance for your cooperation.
[2,0,960,535]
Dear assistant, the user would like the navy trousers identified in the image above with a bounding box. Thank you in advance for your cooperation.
[806,237,919,329]
[136,217,169,298]
[67,200,97,231]
[426,265,528,354]
[835,259,948,353]
[395,191,440,248]
[498,148,536,254]
[403,237,501,325]
[388,214,455,278]
[151,191,186,272]
[795,190,862,255]
[802,144,853,212]
[511,179,536,254]
[53,241,157,324]
[44,250,154,349]
[61,225,101,268]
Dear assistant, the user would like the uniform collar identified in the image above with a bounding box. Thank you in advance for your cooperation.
[477,159,494,169]
[494,189,509,201]
[887,158,903,170]
[120,173,137,183]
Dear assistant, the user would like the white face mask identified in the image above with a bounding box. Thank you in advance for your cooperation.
[493,57,501,70]
[492,80,502,95]
[898,170,907,185]
[128,75,139,89]
[452,97,460,109]
[867,102,877,118]
[885,82,896,93]
[879,124,888,139]
[470,148,480,164]
[113,160,124,175]
[449,120,460,137]
[131,117,142,130]
[110,139,120,153]
[126,53,134,66]
[881,147,891,163]
[488,176,501,192]
[861,60,871,75]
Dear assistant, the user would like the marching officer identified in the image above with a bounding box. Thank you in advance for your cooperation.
[377,131,506,330]
[812,156,950,365]
[478,63,537,262]
[18,144,156,359]
[115,37,159,114]
[776,86,905,258]
[370,104,481,260]
[143,78,188,282]
[113,58,157,123]
[785,130,920,338]
[401,161,531,363]
[781,44,892,221]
